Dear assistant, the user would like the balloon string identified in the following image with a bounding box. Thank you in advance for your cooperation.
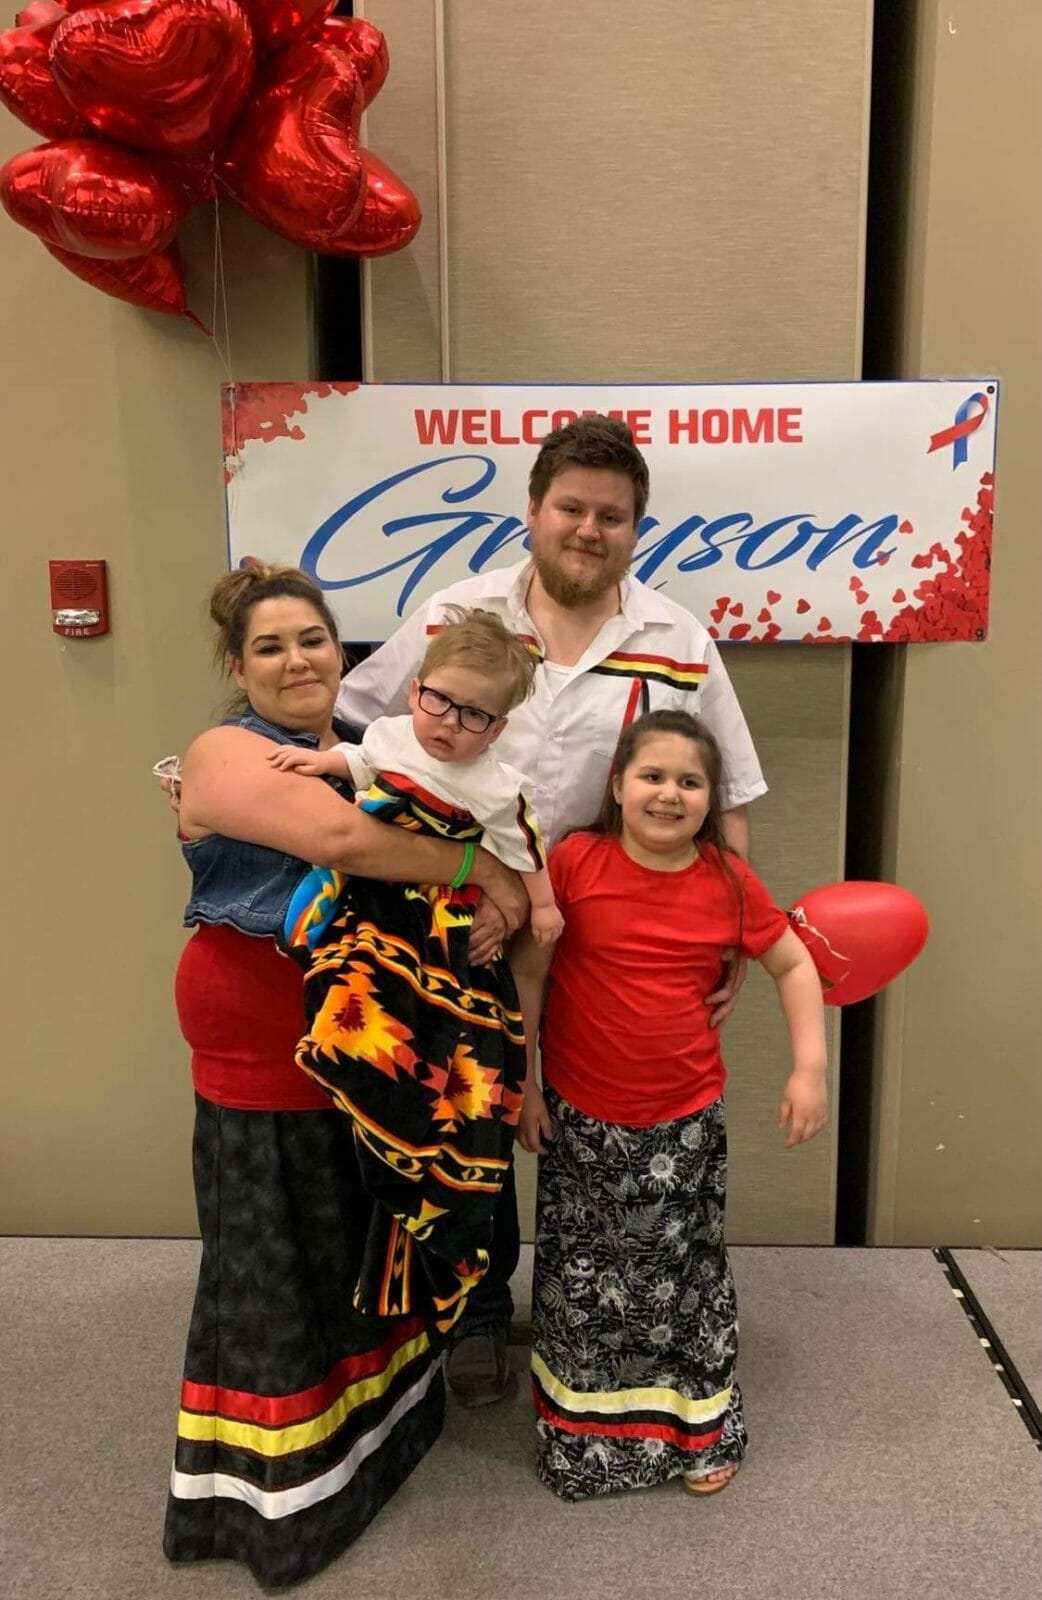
[788,906,851,963]
[210,193,234,380]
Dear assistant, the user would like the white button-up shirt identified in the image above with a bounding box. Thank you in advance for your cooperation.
[336,560,766,848]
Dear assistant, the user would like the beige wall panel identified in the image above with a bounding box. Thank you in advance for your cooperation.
[443,1,871,385]
[720,645,848,1242]
[870,2,1042,1244]
[365,0,443,381]
[0,151,313,1232]
[361,2,870,1240]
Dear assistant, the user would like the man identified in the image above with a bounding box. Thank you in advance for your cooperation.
[336,415,766,1404]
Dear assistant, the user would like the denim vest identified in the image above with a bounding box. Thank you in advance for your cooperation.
[181,709,358,938]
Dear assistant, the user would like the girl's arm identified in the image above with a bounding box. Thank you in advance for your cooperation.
[508,926,557,1155]
[758,926,829,1148]
[178,726,528,931]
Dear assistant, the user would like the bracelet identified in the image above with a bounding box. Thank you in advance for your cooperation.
[450,841,475,889]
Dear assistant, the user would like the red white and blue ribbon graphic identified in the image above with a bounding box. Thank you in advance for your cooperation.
[927,392,989,469]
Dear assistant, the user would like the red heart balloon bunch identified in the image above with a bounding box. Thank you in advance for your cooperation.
[0,1,417,328]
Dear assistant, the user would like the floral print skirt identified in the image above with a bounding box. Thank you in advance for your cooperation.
[531,1088,746,1501]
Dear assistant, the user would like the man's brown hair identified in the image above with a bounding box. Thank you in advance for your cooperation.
[528,414,650,524]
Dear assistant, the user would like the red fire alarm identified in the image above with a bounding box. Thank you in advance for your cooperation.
[50,560,110,638]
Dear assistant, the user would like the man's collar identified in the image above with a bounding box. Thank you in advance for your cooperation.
[620,572,674,626]
[506,560,534,617]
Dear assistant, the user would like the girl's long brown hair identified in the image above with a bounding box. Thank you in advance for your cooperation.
[584,708,746,938]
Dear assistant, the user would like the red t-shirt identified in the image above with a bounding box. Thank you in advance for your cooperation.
[176,925,331,1112]
[541,833,789,1126]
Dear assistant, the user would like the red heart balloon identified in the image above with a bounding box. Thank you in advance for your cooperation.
[16,0,98,16]
[158,152,216,201]
[323,149,420,258]
[15,0,80,18]
[0,2,88,138]
[316,15,388,105]
[790,881,929,1007]
[0,138,187,257]
[16,2,60,21]
[218,41,365,251]
[44,237,208,327]
[50,0,255,162]
[236,0,334,56]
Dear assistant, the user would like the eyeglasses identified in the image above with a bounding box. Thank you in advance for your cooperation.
[416,683,503,734]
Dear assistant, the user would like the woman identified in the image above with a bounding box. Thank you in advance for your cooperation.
[163,564,526,1588]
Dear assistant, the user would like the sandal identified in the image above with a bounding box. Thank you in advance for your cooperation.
[682,1464,739,1496]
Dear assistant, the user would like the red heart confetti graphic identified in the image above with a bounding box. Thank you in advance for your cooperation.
[796,598,811,614]
[757,607,771,623]
[767,589,781,604]
[892,589,906,603]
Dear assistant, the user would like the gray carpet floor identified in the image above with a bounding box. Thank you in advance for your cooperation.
[953,1248,1042,1399]
[2,1241,1040,1600]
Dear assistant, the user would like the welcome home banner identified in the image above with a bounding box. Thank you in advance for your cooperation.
[222,381,997,644]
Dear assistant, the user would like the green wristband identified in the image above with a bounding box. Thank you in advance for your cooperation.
[451,841,475,889]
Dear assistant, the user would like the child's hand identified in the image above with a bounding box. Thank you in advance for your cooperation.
[517,1084,555,1155]
[268,746,335,777]
[778,1069,828,1148]
[530,902,564,947]
[707,950,748,1028]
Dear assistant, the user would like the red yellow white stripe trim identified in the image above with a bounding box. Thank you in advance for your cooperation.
[531,1351,731,1425]
[169,1360,440,1518]
[177,1330,431,1457]
[592,651,708,689]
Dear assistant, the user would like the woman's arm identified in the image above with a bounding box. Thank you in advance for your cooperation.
[179,725,528,928]
[508,928,557,1154]
[758,927,828,1148]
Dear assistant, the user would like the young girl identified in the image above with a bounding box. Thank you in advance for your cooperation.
[510,709,827,1501]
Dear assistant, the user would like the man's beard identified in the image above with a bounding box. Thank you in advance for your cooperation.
[531,544,632,608]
